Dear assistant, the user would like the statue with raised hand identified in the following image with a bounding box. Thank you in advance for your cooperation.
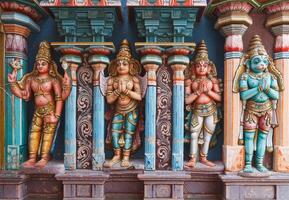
[7,41,71,168]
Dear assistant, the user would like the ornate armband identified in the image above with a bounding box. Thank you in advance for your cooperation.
[55,95,62,101]
[10,82,18,88]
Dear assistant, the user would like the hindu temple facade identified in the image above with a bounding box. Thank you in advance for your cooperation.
[1,0,289,199]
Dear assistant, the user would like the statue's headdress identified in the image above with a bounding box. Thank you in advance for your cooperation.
[108,39,141,76]
[116,39,132,61]
[246,35,268,59]
[186,40,217,79]
[35,41,52,63]
[233,35,284,92]
[18,41,62,88]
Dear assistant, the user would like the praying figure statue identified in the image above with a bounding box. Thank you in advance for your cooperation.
[7,41,71,168]
[233,35,284,173]
[184,40,222,168]
[103,39,145,168]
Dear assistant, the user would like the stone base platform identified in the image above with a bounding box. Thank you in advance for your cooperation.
[0,161,64,200]
[220,172,289,200]
[2,161,289,200]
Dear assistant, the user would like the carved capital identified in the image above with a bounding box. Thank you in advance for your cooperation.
[69,63,80,86]
[90,63,107,86]
[170,63,187,85]
[144,63,159,86]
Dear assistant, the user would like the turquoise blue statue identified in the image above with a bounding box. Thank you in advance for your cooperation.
[233,35,284,173]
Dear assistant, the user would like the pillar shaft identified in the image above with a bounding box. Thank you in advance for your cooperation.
[90,62,108,170]
[266,7,289,172]
[64,62,81,170]
[143,63,159,170]
[213,3,253,171]
[3,24,31,170]
[170,62,187,171]
[0,23,4,170]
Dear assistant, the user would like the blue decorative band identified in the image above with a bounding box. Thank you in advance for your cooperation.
[225,52,243,59]
[274,52,289,59]
[88,55,110,65]
[141,55,162,65]
[1,12,40,32]
[61,55,82,64]
[168,55,189,66]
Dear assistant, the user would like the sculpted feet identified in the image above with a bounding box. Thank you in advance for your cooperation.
[256,164,268,173]
[199,155,216,167]
[103,149,121,168]
[22,158,36,168]
[121,158,130,168]
[35,158,49,168]
[186,156,196,168]
[243,164,253,173]
[121,150,131,168]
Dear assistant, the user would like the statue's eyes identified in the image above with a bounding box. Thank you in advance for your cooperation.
[253,58,261,64]
[263,59,269,65]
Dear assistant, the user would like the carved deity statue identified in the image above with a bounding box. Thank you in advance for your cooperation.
[233,35,284,173]
[7,41,71,168]
[184,41,222,168]
[103,39,144,168]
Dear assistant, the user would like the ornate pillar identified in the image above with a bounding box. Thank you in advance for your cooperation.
[168,47,191,171]
[210,1,253,172]
[265,1,289,172]
[55,45,82,170]
[137,46,163,170]
[0,22,4,170]
[0,1,45,169]
[88,45,114,170]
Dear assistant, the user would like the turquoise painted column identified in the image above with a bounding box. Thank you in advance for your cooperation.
[168,49,190,171]
[3,24,35,170]
[88,45,114,170]
[56,47,82,170]
[137,46,163,170]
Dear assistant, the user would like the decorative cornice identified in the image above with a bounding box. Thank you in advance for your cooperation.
[206,0,259,17]
[266,11,289,28]
[3,24,31,38]
[0,1,48,21]
[1,12,40,32]
[133,7,202,42]
[49,7,119,42]
[127,0,207,7]
[40,0,121,7]
[259,0,289,14]
[214,10,252,30]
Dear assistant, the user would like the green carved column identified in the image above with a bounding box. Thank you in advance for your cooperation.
[0,0,47,170]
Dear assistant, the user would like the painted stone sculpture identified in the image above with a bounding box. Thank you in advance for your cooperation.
[103,39,144,168]
[184,40,222,168]
[233,35,284,173]
[7,41,71,168]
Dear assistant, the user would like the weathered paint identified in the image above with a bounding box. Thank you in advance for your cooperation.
[5,56,28,170]
[172,85,184,171]
[92,86,105,170]
[0,23,5,170]
[145,86,156,170]
[64,86,77,170]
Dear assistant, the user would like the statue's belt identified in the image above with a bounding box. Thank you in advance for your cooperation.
[193,101,217,117]
[245,100,272,114]
[35,103,55,116]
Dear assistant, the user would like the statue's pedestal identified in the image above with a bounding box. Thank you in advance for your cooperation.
[0,161,64,200]
[220,173,289,200]
[0,171,28,200]
[56,171,109,200]
[138,171,190,200]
